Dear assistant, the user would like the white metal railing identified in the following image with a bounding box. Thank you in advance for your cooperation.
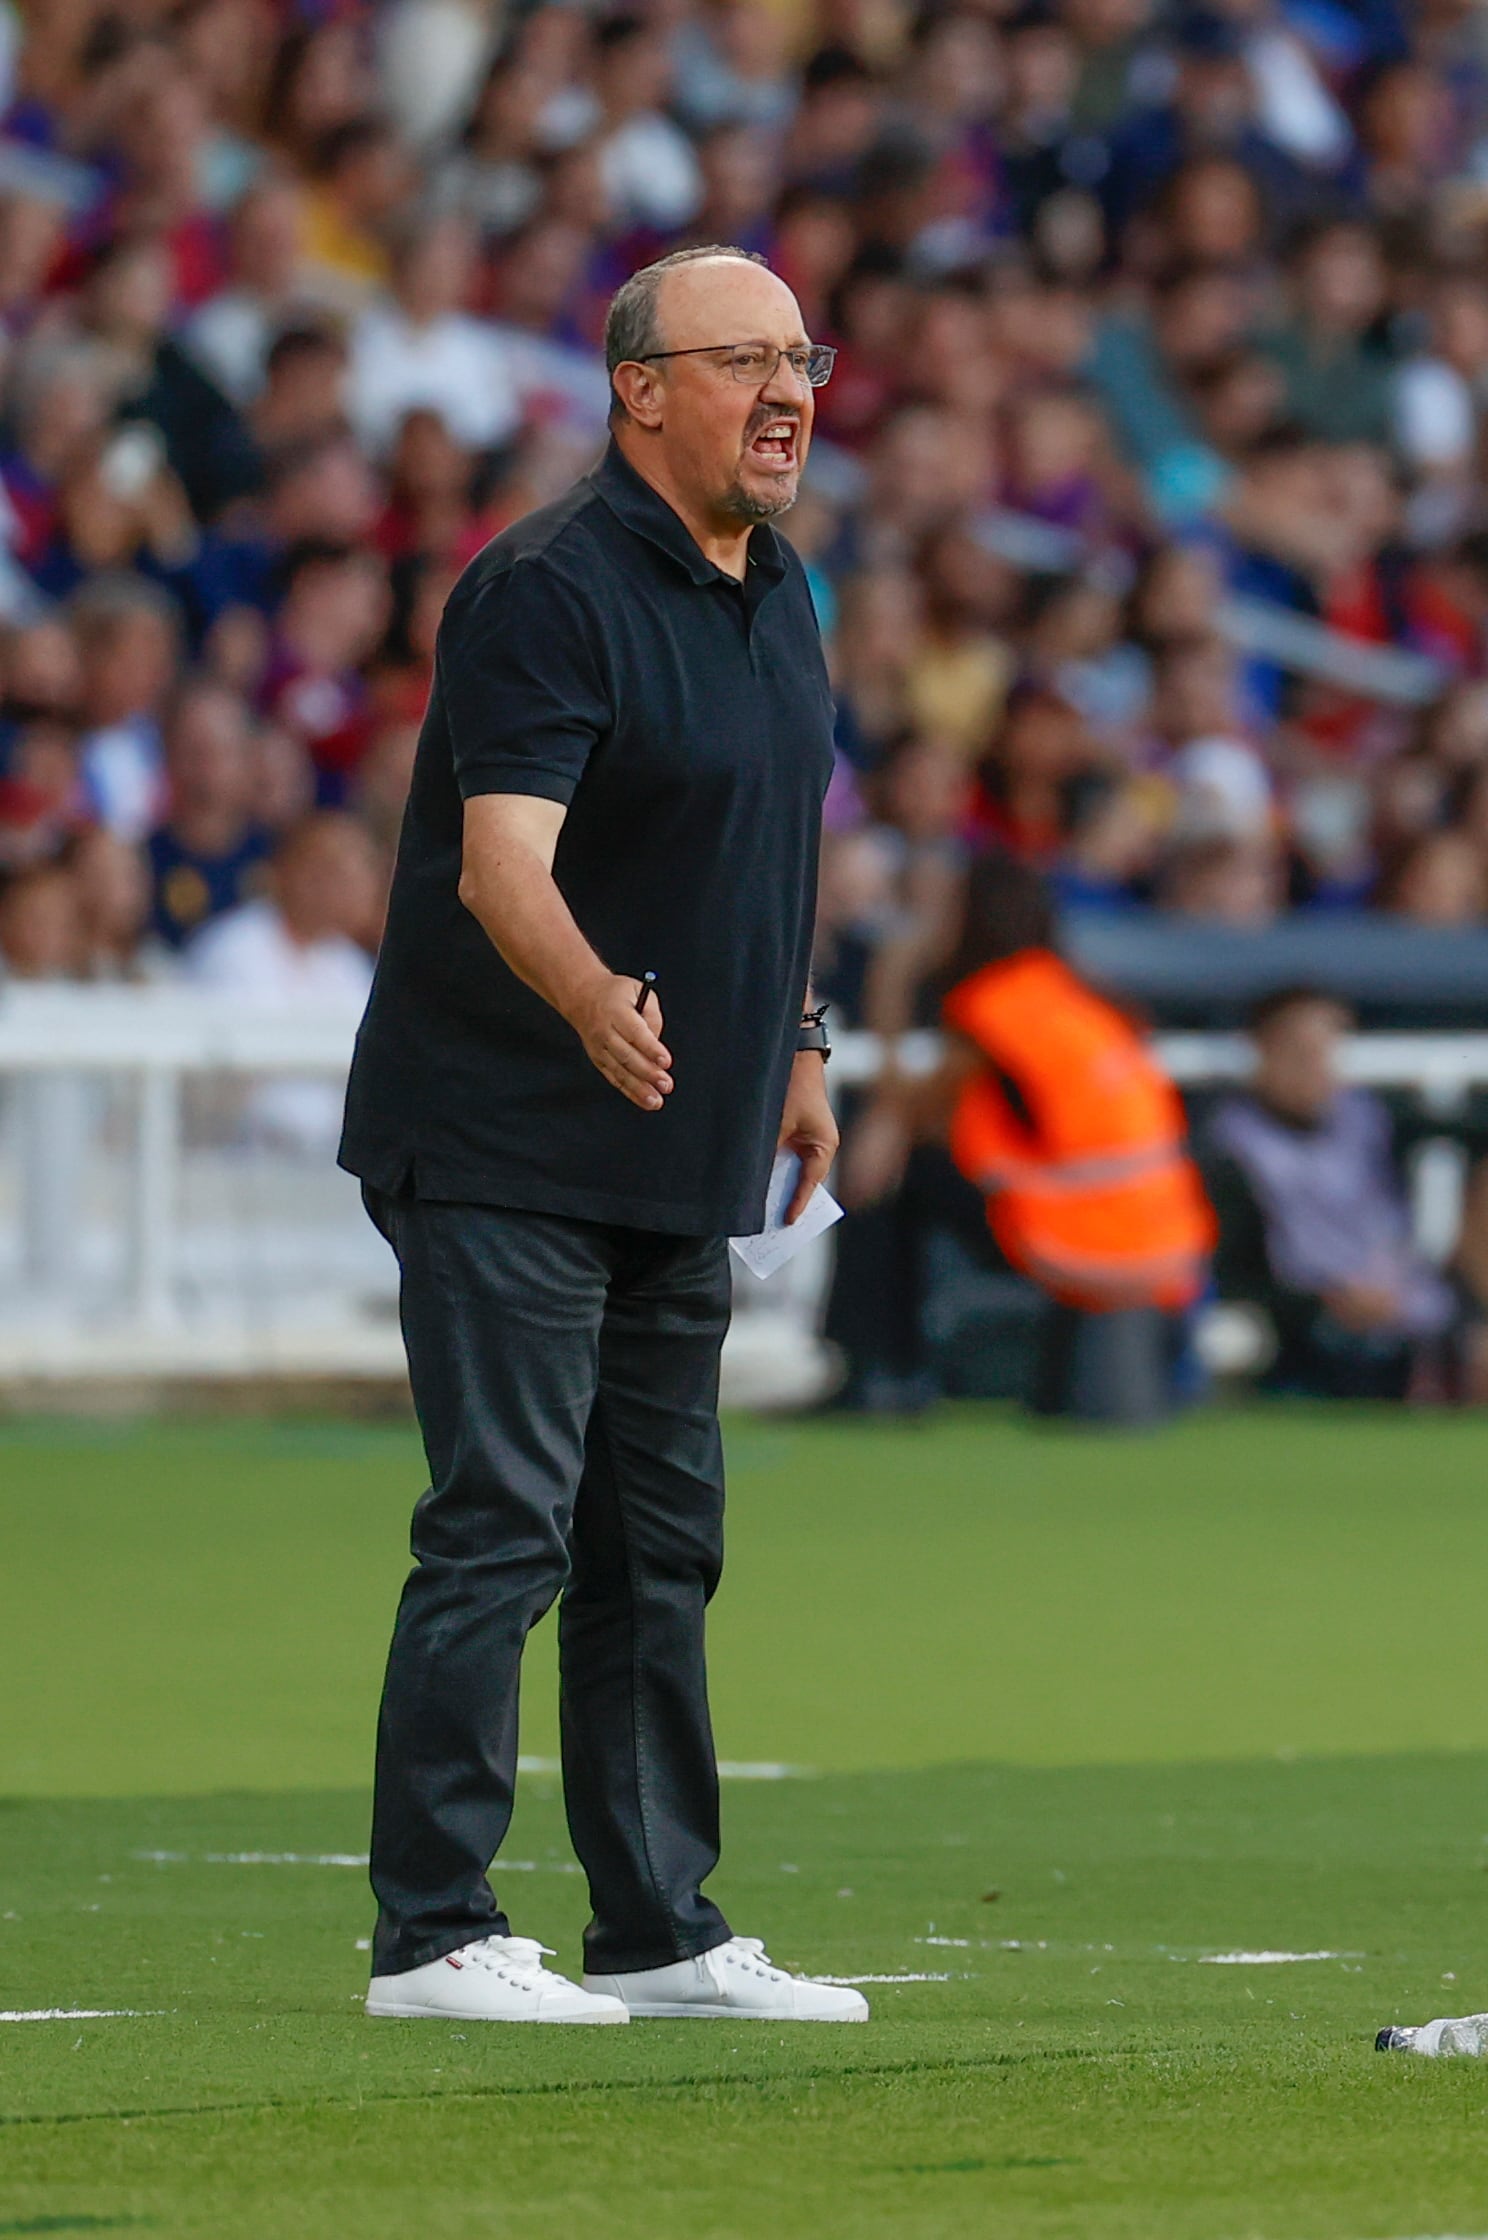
[863,1024,1488,1112]
[0,985,1484,1378]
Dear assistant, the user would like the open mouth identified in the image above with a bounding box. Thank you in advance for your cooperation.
[747,419,799,471]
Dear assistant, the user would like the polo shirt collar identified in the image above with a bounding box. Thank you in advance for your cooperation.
[592,440,788,589]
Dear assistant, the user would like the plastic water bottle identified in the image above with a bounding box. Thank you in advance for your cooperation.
[1376,2013,1488,2056]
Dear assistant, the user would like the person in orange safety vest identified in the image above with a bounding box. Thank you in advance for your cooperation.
[943,924,1215,1315]
[828,855,1214,1418]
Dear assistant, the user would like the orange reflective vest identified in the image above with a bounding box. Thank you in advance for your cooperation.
[943,950,1216,1312]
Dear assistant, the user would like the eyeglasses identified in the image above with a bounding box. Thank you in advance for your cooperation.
[634,341,837,389]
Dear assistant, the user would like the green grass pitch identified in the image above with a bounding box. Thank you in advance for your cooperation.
[4,1404,1488,2237]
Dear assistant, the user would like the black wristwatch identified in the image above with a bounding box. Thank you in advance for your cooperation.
[796,1003,831,1062]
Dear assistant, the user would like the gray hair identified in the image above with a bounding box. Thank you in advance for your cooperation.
[604,244,769,421]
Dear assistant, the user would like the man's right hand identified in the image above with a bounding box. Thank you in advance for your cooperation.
[568,975,673,1111]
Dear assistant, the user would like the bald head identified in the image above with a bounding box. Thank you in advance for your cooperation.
[605,244,770,406]
[606,247,816,544]
[655,254,804,356]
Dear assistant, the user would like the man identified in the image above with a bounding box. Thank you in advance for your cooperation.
[188,811,379,1156]
[1201,987,1487,1401]
[70,577,179,845]
[147,680,271,951]
[346,212,520,460]
[339,246,866,2025]
[184,177,310,405]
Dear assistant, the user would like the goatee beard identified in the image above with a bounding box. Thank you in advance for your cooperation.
[721,478,797,523]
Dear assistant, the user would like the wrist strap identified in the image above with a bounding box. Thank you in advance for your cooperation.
[797,1002,831,1060]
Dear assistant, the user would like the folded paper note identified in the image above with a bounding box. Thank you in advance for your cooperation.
[729,1151,844,1280]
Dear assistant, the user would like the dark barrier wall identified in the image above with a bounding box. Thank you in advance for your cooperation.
[1066,912,1488,1029]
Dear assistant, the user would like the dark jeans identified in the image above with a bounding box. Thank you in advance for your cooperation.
[363,1185,734,1978]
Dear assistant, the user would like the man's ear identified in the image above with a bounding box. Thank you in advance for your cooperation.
[611,360,666,430]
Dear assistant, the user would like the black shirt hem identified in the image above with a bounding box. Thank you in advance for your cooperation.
[339,1142,746,1239]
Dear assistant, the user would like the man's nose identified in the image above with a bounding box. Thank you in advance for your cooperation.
[761,352,811,405]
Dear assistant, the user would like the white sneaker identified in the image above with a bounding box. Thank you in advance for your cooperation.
[367,1934,629,2024]
[584,1935,869,2022]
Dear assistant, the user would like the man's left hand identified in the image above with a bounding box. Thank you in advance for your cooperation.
[778,1052,839,1223]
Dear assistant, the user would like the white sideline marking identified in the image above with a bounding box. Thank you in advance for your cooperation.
[0,2008,157,2021]
[816,1972,960,1985]
[133,1850,581,1873]
[522,1755,811,1780]
[1198,1950,1357,1966]
[209,1852,366,1866]
[717,1762,812,1780]
[134,1850,367,1867]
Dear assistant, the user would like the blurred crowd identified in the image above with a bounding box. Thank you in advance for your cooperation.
[7,0,1488,1013]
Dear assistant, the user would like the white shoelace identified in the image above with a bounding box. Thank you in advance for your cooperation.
[701,1936,788,1996]
[461,1935,562,1989]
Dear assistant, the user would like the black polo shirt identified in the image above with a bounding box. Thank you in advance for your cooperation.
[339,442,834,1236]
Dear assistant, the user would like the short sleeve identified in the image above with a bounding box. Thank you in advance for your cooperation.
[437,557,610,805]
